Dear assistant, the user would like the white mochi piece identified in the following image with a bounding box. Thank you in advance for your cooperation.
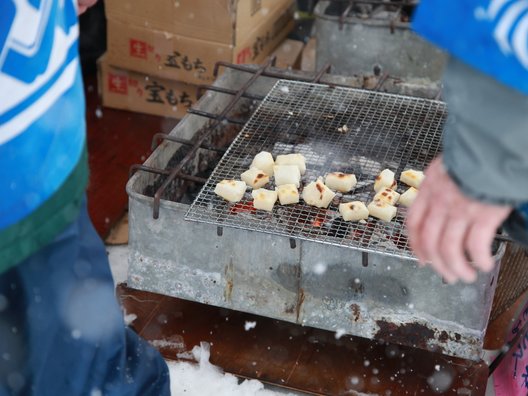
[276,184,300,205]
[273,165,301,187]
[214,180,247,203]
[373,188,401,206]
[251,151,275,177]
[399,187,419,207]
[302,179,336,208]
[339,201,369,221]
[325,172,357,193]
[275,153,306,175]
[240,167,270,189]
[400,169,425,188]
[367,200,397,222]
[251,188,278,212]
[374,169,396,192]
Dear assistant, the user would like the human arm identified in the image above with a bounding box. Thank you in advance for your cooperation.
[78,0,97,15]
[407,57,528,283]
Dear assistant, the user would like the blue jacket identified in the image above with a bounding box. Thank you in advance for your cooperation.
[414,0,528,95]
[414,0,528,244]
[0,0,88,272]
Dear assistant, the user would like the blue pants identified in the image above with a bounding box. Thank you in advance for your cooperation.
[0,201,170,395]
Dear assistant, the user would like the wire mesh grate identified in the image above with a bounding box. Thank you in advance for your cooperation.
[185,80,447,259]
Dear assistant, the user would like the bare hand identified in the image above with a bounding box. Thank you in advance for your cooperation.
[78,0,97,15]
[406,156,511,284]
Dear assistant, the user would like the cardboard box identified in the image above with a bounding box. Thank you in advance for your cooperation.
[98,56,198,119]
[105,0,293,45]
[271,39,304,69]
[106,3,294,85]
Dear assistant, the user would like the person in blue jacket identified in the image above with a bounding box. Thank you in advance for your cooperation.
[408,0,528,283]
[0,1,170,394]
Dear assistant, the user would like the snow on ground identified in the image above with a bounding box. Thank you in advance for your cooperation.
[168,343,298,396]
[107,245,129,285]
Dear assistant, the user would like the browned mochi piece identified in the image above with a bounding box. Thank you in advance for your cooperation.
[325,172,357,192]
[241,167,270,189]
[302,178,336,208]
[368,200,397,222]
[339,201,369,221]
[374,188,400,205]
[214,180,247,202]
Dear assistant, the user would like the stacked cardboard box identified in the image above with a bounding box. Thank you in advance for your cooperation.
[99,0,295,118]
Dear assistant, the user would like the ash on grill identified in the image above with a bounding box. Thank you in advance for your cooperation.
[143,113,252,204]
[186,80,446,259]
[323,0,418,23]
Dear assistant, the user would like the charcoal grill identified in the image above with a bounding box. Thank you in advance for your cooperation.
[185,80,445,259]
[314,0,447,83]
[126,59,503,363]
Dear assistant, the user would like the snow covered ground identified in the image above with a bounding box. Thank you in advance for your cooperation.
[168,343,300,396]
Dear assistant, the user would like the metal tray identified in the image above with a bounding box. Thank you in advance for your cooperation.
[185,80,446,259]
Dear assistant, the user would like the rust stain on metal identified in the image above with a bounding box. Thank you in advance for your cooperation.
[225,280,233,302]
[375,320,437,351]
[295,288,305,323]
[350,304,361,322]
[224,261,234,302]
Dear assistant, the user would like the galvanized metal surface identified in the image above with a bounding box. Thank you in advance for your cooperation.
[314,0,447,82]
[127,66,503,361]
[185,80,446,259]
[128,190,503,362]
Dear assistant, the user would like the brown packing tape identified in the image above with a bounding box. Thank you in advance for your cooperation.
[98,55,198,119]
[104,0,294,45]
[105,2,294,84]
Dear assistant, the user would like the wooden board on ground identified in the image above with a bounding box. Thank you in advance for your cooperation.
[272,39,305,70]
[117,284,489,396]
[301,37,316,72]
[105,213,129,245]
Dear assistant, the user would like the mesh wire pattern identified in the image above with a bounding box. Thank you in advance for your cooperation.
[185,80,447,259]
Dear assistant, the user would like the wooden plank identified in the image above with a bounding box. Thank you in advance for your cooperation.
[105,213,129,245]
[117,285,489,396]
[272,39,305,70]
[301,37,316,72]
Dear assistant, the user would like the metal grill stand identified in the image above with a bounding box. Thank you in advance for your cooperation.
[127,62,503,362]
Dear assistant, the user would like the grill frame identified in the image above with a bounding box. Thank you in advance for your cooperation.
[126,62,504,362]
[185,80,446,260]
